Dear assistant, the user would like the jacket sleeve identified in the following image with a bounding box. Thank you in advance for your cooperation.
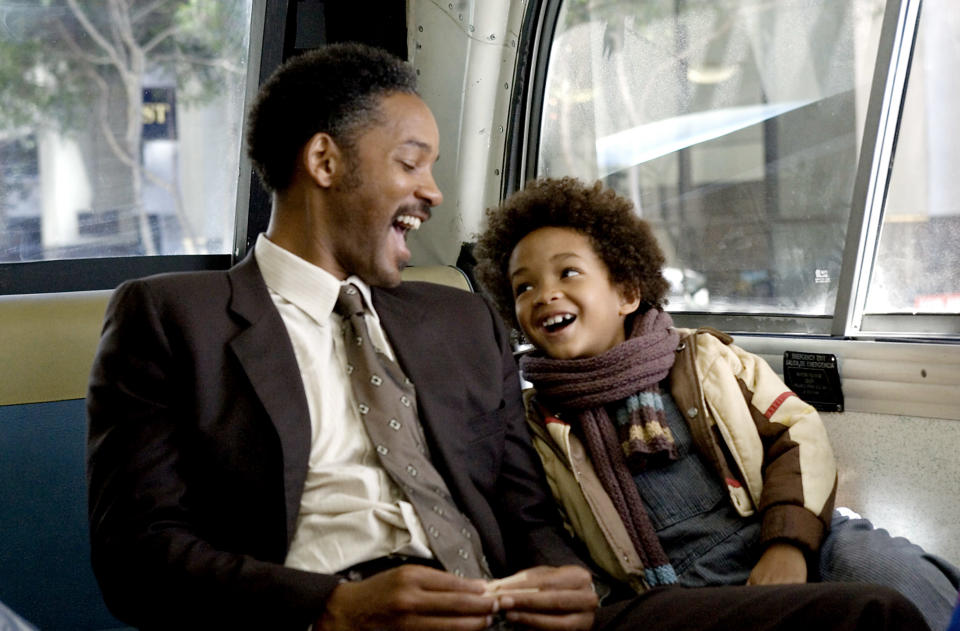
[673,330,837,554]
[733,341,837,552]
[87,280,337,630]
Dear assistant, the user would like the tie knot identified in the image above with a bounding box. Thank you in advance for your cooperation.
[335,283,366,318]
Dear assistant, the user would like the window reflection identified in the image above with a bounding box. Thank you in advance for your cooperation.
[539,0,887,315]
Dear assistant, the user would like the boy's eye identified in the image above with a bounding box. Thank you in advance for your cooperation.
[561,268,581,278]
[399,161,416,171]
[514,282,532,297]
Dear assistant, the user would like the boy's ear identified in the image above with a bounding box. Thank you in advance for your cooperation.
[303,132,343,188]
[618,286,642,317]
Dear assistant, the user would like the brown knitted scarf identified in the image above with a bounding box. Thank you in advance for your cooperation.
[520,308,680,587]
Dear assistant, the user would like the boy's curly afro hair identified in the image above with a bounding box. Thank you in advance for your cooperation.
[474,177,670,327]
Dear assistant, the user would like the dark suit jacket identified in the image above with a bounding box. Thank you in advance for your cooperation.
[86,254,582,629]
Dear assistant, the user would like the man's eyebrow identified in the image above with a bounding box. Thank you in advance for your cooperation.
[402,139,433,152]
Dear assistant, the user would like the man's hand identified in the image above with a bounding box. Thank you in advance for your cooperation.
[746,542,808,585]
[316,564,498,631]
[493,565,597,630]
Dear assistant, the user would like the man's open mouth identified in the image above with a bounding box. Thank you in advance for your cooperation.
[393,213,422,237]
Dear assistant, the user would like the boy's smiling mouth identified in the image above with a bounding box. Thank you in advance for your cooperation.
[541,312,576,333]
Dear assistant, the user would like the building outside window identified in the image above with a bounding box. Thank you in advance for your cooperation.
[0,1,253,263]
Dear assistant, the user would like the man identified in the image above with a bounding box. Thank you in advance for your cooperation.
[87,43,927,630]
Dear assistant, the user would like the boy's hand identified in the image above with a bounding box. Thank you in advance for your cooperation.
[746,542,808,585]
[316,564,497,631]
[493,565,597,630]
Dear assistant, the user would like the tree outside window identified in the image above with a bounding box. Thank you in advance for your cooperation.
[0,0,253,262]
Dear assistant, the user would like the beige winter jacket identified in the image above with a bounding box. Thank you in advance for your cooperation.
[525,327,837,589]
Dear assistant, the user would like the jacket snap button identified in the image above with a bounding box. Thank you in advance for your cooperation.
[687,407,698,418]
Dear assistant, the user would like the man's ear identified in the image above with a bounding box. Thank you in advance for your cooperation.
[304,132,343,188]
[618,286,642,317]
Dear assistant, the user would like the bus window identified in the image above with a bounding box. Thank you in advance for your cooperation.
[0,1,253,273]
[860,0,960,333]
[536,0,888,325]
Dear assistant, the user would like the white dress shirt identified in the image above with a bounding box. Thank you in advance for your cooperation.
[254,235,433,575]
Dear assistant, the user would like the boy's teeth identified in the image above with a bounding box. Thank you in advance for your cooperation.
[543,314,573,327]
[395,214,422,231]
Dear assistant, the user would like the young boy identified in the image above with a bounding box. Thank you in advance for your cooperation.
[474,176,960,631]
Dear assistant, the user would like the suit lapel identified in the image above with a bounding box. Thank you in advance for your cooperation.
[374,286,428,393]
[227,256,311,545]
[373,286,463,472]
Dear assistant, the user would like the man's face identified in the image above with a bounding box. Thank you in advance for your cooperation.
[325,92,442,287]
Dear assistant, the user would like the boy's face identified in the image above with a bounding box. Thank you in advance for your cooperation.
[508,226,640,359]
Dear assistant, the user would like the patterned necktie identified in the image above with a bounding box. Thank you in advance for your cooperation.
[334,283,490,578]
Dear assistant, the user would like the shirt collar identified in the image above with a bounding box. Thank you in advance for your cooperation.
[254,234,379,324]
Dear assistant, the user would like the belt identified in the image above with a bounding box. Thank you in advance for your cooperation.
[338,554,444,582]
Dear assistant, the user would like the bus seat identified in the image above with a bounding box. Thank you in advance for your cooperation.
[0,292,120,629]
[400,264,474,292]
[0,265,470,408]
[0,291,113,407]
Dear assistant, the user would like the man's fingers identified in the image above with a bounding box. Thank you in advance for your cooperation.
[527,565,593,589]
[387,564,487,591]
[488,565,592,593]
[319,566,500,630]
[375,566,496,616]
[498,588,598,613]
[468,568,599,630]
[405,592,501,616]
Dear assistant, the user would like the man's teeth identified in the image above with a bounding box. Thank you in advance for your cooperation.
[394,214,422,231]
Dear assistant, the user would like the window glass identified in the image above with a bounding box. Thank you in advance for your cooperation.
[0,1,253,262]
[865,0,960,315]
[539,0,887,315]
